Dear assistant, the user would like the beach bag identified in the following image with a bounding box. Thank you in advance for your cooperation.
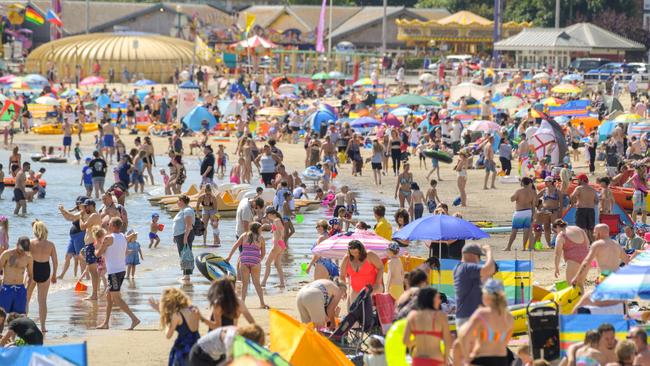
[180,244,194,271]
[193,216,205,237]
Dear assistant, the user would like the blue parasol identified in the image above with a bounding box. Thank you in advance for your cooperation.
[182,106,216,131]
[179,81,199,89]
[393,214,490,242]
[350,116,380,128]
[303,109,336,131]
[134,79,157,86]
[591,249,650,301]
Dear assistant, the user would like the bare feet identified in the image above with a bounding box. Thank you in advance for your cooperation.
[128,318,141,330]
[260,304,270,309]
[84,295,98,301]
[96,323,109,329]
[503,247,511,251]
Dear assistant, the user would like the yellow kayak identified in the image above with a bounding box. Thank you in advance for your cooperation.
[32,123,99,135]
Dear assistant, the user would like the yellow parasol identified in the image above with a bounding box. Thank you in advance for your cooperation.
[551,84,582,94]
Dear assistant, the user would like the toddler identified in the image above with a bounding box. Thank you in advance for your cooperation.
[149,213,161,248]
[125,231,143,279]
[160,168,171,195]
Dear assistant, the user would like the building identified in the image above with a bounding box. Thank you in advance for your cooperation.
[396,11,530,53]
[494,22,646,68]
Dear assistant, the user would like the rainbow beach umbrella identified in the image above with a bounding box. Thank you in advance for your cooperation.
[591,249,650,301]
[312,231,394,259]
[551,83,582,94]
[614,113,643,124]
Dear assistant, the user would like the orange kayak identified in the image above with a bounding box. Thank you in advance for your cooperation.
[3,177,47,188]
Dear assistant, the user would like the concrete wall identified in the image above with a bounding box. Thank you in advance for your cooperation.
[94,11,179,36]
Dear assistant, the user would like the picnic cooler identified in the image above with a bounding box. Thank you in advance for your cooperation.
[527,301,560,361]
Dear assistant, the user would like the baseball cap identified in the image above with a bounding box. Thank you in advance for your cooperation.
[151,213,159,218]
[544,176,554,182]
[388,242,400,253]
[576,173,589,183]
[462,243,484,256]
[81,198,96,206]
[76,196,89,205]
[483,279,505,294]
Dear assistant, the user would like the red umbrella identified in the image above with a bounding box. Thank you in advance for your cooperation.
[382,113,401,127]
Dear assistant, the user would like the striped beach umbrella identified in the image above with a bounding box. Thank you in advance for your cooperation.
[614,113,643,124]
[467,120,501,133]
[551,83,582,94]
[312,231,394,259]
[591,249,650,301]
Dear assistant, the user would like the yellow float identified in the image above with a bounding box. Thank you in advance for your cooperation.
[32,122,99,135]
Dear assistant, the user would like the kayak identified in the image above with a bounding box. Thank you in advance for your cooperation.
[538,180,634,211]
[422,149,453,164]
[32,122,99,135]
[3,177,47,188]
[195,253,236,281]
[40,156,68,163]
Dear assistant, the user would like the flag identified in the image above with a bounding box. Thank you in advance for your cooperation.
[245,13,256,34]
[46,9,62,27]
[195,36,213,61]
[315,0,327,53]
[0,100,22,118]
[50,0,62,39]
[25,6,45,25]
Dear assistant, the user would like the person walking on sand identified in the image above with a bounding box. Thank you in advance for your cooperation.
[571,173,599,243]
[552,219,589,284]
[13,162,29,216]
[481,135,497,190]
[226,222,268,309]
[26,221,57,332]
[505,177,536,251]
[0,237,32,314]
[454,151,469,207]
[96,217,140,330]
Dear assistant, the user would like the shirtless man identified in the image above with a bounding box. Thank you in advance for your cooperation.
[26,221,57,332]
[517,134,531,177]
[13,161,29,216]
[102,121,115,164]
[571,224,629,310]
[505,177,537,251]
[482,135,497,189]
[320,135,337,165]
[563,330,605,366]
[597,323,619,364]
[0,237,33,314]
[571,173,599,242]
[612,123,625,156]
[78,199,102,300]
[629,327,650,366]
[62,120,72,157]
[99,192,128,232]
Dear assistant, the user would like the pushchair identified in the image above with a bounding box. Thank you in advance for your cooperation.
[326,285,380,356]
[527,300,560,361]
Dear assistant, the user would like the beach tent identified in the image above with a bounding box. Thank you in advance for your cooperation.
[269,309,353,366]
[303,109,335,132]
[562,203,631,227]
[182,106,216,131]
[529,120,567,165]
[0,342,87,365]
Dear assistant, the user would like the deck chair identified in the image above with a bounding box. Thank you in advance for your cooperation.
[600,214,622,236]
[372,293,395,335]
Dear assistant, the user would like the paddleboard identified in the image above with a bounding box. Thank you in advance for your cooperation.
[195,253,236,281]
[422,149,453,164]
[482,226,513,233]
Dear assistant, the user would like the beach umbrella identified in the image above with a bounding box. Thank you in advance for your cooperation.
[10,79,33,90]
[318,103,337,117]
[328,71,345,80]
[382,113,401,127]
[353,77,374,87]
[551,83,581,94]
[592,249,650,301]
[532,72,550,80]
[530,109,548,119]
[598,121,616,142]
[350,116,380,128]
[134,79,156,86]
[394,214,489,242]
[419,73,435,83]
[311,72,330,80]
[390,107,415,117]
[0,74,16,84]
[467,120,501,133]
[60,88,81,98]
[257,107,286,117]
[236,35,277,49]
[385,94,437,106]
[312,231,395,259]
[614,113,643,124]
[276,83,295,95]
[304,109,335,131]
[529,119,567,165]
[603,96,624,113]
[24,74,48,85]
[562,74,583,82]
[182,106,217,131]
[493,96,525,110]
[541,97,566,107]
[628,122,650,138]
[450,82,487,101]
[35,96,60,106]
[179,81,199,89]
[96,94,111,108]
[79,76,105,86]
[554,116,570,125]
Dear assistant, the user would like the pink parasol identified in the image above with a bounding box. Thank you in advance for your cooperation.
[382,113,401,127]
[0,74,16,84]
[312,230,395,259]
[79,76,105,86]
[467,120,501,133]
[237,35,277,49]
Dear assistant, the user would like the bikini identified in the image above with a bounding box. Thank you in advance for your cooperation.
[271,223,287,250]
[399,174,413,198]
[346,260,378,293]
[470,314,512,366]
[542,189,560,213]
[410,315,446,366]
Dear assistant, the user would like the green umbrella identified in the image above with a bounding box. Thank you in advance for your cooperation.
[328,71,346,80]
[231,336,290,366]
[311,72,330,80]
[385,94,438,106]
[494,96,525,110]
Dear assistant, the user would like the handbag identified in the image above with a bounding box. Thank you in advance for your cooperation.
[180,244,194,271]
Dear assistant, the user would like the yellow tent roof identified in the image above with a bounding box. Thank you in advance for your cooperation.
[437,10,492,26]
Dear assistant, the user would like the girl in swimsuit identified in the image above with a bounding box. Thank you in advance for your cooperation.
[567,330,605,366]
[456,280,514,366]
[340,239,384,303]
[307,220,340,280]
[261,207,286,288]
[552,219,589,283]
[142,136,155,185]
[535,178,561,247]
[226,222,268,309]
[26,220,58,332]
[455,151,469,207]
[403,288,452,366]
[394,163,413,209]
[196,184,219,247]
[9,146,20,170]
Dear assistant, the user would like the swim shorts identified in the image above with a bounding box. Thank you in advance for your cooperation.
[63,136,72,147]
[149,232,159,240]
[633,190,646,214]
[66,232,86,255]
[0,284,27,314]
[108,271,126,292]
[575,207,596,230]
[13,188,24,202]
[103,134,115,148]
[512,209,532,229]
[484,160,496,173]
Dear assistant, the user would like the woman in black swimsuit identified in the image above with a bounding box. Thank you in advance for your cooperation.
[199,278,254,330]
[142,136,155,185]
[26,220,58,332]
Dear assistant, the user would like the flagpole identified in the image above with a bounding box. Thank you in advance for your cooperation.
[85,0,89,34]
[327,0,333,70]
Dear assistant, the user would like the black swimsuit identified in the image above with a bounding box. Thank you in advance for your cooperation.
[33,261,51,283]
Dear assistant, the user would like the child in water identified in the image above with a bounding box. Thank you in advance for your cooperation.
[149,213,161,248]
[74,143,82,164]
[282,191,296,244]
[425,179,441,213]
[125,231,143,279]
[81,158,93,197]
[160,168,171,195]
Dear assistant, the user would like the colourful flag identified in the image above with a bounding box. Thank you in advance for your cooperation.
[46,9,62,27]
[50,0,62,39]
[315,0,326,53]
[24,6,45,26]
[245,13,256,34]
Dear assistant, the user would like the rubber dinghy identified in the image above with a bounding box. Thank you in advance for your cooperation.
[195,253,236,281]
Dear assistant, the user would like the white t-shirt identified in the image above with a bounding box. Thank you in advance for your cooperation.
[293,186,305,199]
[105,232,127,275]
[235,199,253,237]
[196,326,237,364]
[451,122,462,142]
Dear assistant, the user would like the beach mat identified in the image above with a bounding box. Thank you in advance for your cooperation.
[269,309,353,366]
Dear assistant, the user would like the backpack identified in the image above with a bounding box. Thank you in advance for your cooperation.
[192,216,205,237]
[180,244,194,271]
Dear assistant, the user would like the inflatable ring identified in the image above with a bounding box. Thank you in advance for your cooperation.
[195,253,236,281]
[302,166,323,181]
[385,318,410,366]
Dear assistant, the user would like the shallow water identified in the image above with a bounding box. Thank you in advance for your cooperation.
[0,146,416,339]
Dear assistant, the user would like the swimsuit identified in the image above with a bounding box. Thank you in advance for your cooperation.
[469,314,512,366]
[346,260,378,293]
[0,284,27,313]
[33,261,51,283]
[576,356,600,366]
[240,240,262,267]
[512,209,532,229]
[411,315,445,366]
[169,310,201,366]
[316,257,340,279]
[560,232,589,263]
[271,224,287,250]
[399,175,413,198]
[149,232,159,240]
[85,243,98,265]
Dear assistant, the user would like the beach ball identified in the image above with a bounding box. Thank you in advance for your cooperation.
[385,319,410,366]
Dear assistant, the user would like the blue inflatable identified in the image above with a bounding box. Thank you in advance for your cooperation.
[183,106,217,131]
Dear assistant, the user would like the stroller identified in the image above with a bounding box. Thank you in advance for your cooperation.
[527,300,560,361]
[326,285,380,356]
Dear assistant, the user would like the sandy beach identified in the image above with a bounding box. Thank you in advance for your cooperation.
[7,126,604,365]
